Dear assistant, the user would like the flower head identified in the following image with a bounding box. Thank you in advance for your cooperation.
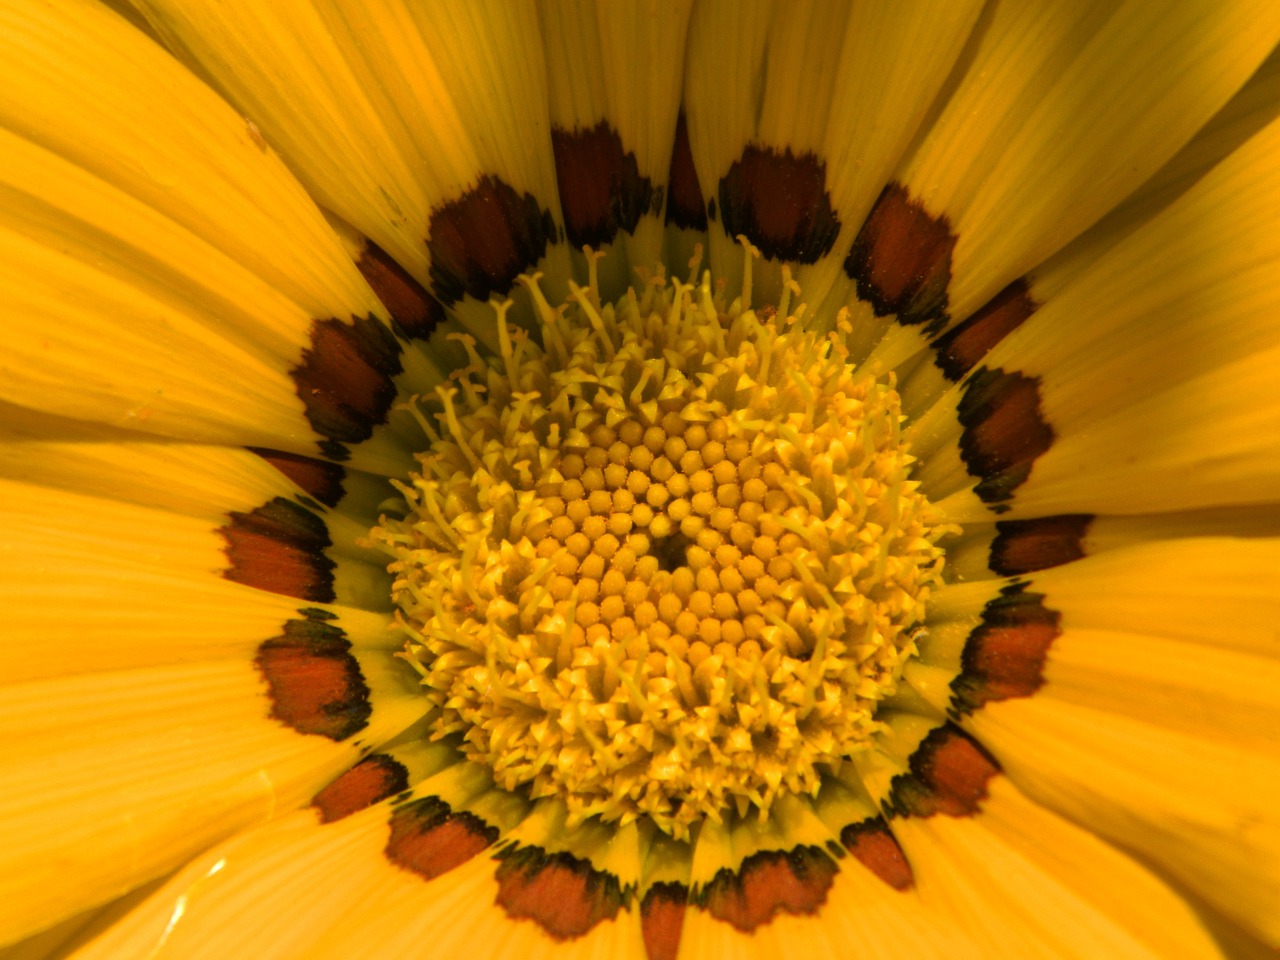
[2,2,1280,958]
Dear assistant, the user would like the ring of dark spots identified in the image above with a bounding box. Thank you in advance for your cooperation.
[291,315,403,446]
[697,846,837,931]
[355,240,446,342]
[932,278,1039,381]
[989,514,1092,575]
[385,796,499,880]
[552,122,654,249]
[839,817,914,891]
[956,367,1055,509]
[256,617,371,740]
[249,447,348,508]
[641,883,688,960]
[427,174,555,306]
[950,583,1062,713]
[887,723,1000,819]
[221,496,335,602]
[846,182,956,332]
[718,145,841,264]
[494,845,625,940]
[665,112,707,231]
[312,753,410,823]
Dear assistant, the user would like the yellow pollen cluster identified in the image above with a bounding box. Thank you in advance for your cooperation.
[372,257,950,838]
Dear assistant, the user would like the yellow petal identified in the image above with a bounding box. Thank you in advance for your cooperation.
[966,698,1280,947]
[896,776,1224,959]
[901,0,1280,320]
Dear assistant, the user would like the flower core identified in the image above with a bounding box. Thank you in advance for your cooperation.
[372,254,949,838]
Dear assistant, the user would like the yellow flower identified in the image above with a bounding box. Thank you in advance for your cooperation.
[2,1,1279,958]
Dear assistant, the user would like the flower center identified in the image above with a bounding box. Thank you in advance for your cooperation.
[371,252,950,838]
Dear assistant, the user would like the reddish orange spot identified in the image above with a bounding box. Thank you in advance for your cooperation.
[840,819,914,891]
[892,725,1000,818]
[718,145,840,263]
[957,368,1055,507]
[356,241,444,341]
[640,883,687,960]
[846,182,956,330]
[313,754,409,823]
[255,619,370,741]
[953,586,1062,710]
[701,847,837,932]
[427,175,555,306]
[248,448,347,507]
[665,112,706,231]
[291,316,403,446]
[221,497,335,602]
[495,847,623,940]
[933,279,1038,381]
[386,798,498,880]
[552,122,654,249]
[990,514,1092,576]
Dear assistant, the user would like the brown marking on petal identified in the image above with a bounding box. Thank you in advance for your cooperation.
[951,585,1062,712]
[386,796,499,880]
[957,367,1055,509]
[890,723,1000,818]
[291,316,403,446]
[552,122,654,249]
[255,618,371,740]
[312,754,410,823]
[494,845,624,940]
[248,448,347,508]
[840,818,914,891]
[845,182,956,330]
[989,514,1092,575]
[699,846,837,932]
[932,279,1038,381]
[427,175,556,306]
[665,112,707,231]
[355,241,445,341]
[641,883,687,960]
[717,145,841,264]
[221,496,335,602]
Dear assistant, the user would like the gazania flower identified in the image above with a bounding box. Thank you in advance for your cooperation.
[3,0,1279,957]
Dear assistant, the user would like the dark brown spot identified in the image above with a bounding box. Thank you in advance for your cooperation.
[291,316,403,447]
[427,175,555,306]
[355,241,445,341]
[989,514,1092,575]
[255,617,371,740]
[889,723,1000,818]
[951,585,1062,712]
[640,883,687,960]
[665,112,707,231]
[312,754,410,823]
[699,846,837,932]
[718,145,840,264]
[845,182,956,330]
[221,497,335,602]
[552,122,653,249]
[840,818,914,891]
[386,796,499,880]
[494,845,624,940]
[248,448,347,508]
[932,278,1038,381]
[957,367,1055,508]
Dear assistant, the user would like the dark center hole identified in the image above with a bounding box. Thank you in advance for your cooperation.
[651,531,692,572]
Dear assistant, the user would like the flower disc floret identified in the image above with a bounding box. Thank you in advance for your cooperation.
[372,262,950,838]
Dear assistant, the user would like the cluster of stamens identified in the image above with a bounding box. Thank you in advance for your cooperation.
[372,252,950,838]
